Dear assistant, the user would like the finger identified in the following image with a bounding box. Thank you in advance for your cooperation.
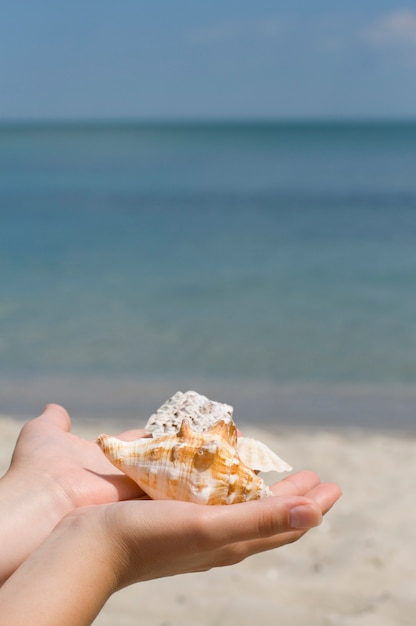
[210,527,307,567]
[270,470,321,497]
[303,482,342,515]
[200,495,323,550]
[115,428,150,442]
[36,403,71,432]
[222,482,342,561]
[106,474,148,501]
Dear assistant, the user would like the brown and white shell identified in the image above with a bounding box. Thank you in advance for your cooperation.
[96,391,292,506]
[144,390,292,474]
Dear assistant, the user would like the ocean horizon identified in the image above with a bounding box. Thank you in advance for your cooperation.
[1,120,416,429]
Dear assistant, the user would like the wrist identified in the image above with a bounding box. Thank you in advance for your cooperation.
[0,467,73,584]
[0,506,119,626]
[89,501,154,592]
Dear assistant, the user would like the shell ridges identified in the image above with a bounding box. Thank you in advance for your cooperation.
[97,391,292,505]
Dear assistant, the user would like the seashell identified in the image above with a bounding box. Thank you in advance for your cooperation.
[97,418,274,505]
[97,391,292,505]
[144,390,234,437]
[236,436,293,474]
[145,390,293,475]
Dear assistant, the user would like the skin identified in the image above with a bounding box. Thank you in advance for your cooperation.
[0,404,147,585]
[0,404,341,625]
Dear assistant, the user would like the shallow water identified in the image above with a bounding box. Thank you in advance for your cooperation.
[1,121,416,428]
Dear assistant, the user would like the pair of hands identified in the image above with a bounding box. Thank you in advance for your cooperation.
[0,404,341,625]
[1,404,341,590]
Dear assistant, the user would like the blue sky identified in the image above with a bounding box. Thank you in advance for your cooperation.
[1,0,416,120]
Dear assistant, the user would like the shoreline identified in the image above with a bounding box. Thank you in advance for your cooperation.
[1,373,416,433]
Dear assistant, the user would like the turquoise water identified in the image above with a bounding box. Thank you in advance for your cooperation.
[1,121,416,426]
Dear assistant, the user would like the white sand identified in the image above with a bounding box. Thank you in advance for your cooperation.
[1,416,415,626]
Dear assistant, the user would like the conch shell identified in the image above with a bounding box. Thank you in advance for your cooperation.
[97,391,292,505]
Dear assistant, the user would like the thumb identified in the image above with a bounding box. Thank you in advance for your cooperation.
[37,403,72,432]
[204,495,323,546]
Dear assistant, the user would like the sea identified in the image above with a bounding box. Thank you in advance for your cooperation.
[1,120,416,430]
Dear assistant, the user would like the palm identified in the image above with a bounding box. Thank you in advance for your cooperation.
[10,404,146,508]
[105,471,341,587]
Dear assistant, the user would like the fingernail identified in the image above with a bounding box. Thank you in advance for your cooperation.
[289,505,321,529]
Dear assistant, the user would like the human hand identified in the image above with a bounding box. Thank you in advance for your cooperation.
[0,404,146,584]
[102,469,341,587]
[0,470,341,626]
[9,403,147,507]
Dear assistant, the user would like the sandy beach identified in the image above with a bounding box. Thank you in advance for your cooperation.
[1,414,415,626]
